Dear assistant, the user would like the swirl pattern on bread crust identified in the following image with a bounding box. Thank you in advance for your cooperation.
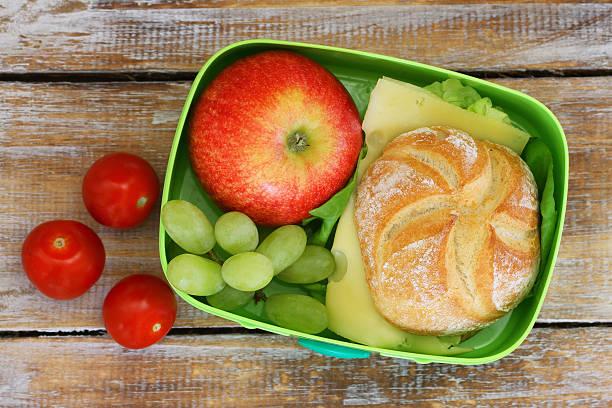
[354,126,540,336]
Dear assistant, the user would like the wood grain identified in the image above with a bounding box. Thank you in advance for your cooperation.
[0,76,609,330]
[495,77,612,324]
[1,2,610,73]
[0,328,610,407]
[93,0,612,8]
[0,82,232,330]
[1,1,608,404]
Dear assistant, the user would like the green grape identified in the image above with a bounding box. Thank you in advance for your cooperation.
[166,254,225,296]
[264,294,328,334]
[206,285,254,311]
[276,245,335,284]
[221,252,273,291]
[256,225,307,275]
[161,200,215,254]
[214,211,259,255]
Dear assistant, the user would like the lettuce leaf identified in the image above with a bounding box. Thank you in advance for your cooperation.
[425,78,480,108]
[423,80,443,98]
[425,79,511,125]
[467,97,512,125]
[539,162,557,269]
[521,138,552,197]
[521,138,557,269]
[443,78,482,108]
[303,145,368,246]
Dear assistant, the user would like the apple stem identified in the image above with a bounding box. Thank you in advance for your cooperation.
[287,131,309,152]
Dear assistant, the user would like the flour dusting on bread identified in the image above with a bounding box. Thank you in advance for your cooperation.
[354,126,540,336]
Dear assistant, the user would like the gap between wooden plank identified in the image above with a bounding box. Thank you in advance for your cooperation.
[0,68,611,83]
[0,322,611,339]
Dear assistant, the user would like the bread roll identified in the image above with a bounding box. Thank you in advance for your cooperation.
[354,126,540,336]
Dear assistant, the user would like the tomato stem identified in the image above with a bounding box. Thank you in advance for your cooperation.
[137,196,147,208]
[53,237,66,249]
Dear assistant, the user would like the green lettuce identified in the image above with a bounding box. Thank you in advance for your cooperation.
[303,145,368,246]
[425,79,511,124]
[521,138,557,269]
[467,97,512,125]
[422,80,444,98]
[425,78,480,108]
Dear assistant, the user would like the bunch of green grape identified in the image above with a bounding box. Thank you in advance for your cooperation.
[161,200,333,334]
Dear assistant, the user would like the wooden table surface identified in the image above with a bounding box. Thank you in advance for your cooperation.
[1,0,610,406]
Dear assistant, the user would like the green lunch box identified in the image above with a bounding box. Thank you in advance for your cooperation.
[159,39,568,364]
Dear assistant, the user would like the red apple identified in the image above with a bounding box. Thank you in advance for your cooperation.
[188,50,362,226]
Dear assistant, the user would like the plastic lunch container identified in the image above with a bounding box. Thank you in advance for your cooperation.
[159,39,568,364]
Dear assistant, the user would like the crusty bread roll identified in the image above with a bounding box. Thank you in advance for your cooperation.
[354,126,540,336]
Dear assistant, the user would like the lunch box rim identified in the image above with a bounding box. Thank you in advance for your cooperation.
[159,39,569,364]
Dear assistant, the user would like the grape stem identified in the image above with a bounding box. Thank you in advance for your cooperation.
[254,290,267,304]
[207,250,223,265]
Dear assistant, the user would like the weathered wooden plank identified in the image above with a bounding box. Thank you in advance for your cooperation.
[493,77,612,322]
[1,2,610,73]
[0,77,609,330]
[0,81,232,330]
[0,328,610,407]
[93,0,612,8]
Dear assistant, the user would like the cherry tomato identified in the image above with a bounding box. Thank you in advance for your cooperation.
[83,152,160,229]
[21,220,105,300]
[103,274,177,349]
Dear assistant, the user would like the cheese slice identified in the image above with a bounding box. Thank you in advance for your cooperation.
[328,195,411,348]
[362,77,529,165]
[326,77,529,354]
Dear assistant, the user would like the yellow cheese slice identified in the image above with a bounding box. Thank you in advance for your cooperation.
[327,195,409,348]
[362,77,529,160]
[326,77,529,354]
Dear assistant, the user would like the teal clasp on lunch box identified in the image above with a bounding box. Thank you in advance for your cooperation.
[298,338,370,359]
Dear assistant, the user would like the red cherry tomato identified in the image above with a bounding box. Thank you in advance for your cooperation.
[21,220,105,300]
[103,274,177,349]
[83,153,160,229]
